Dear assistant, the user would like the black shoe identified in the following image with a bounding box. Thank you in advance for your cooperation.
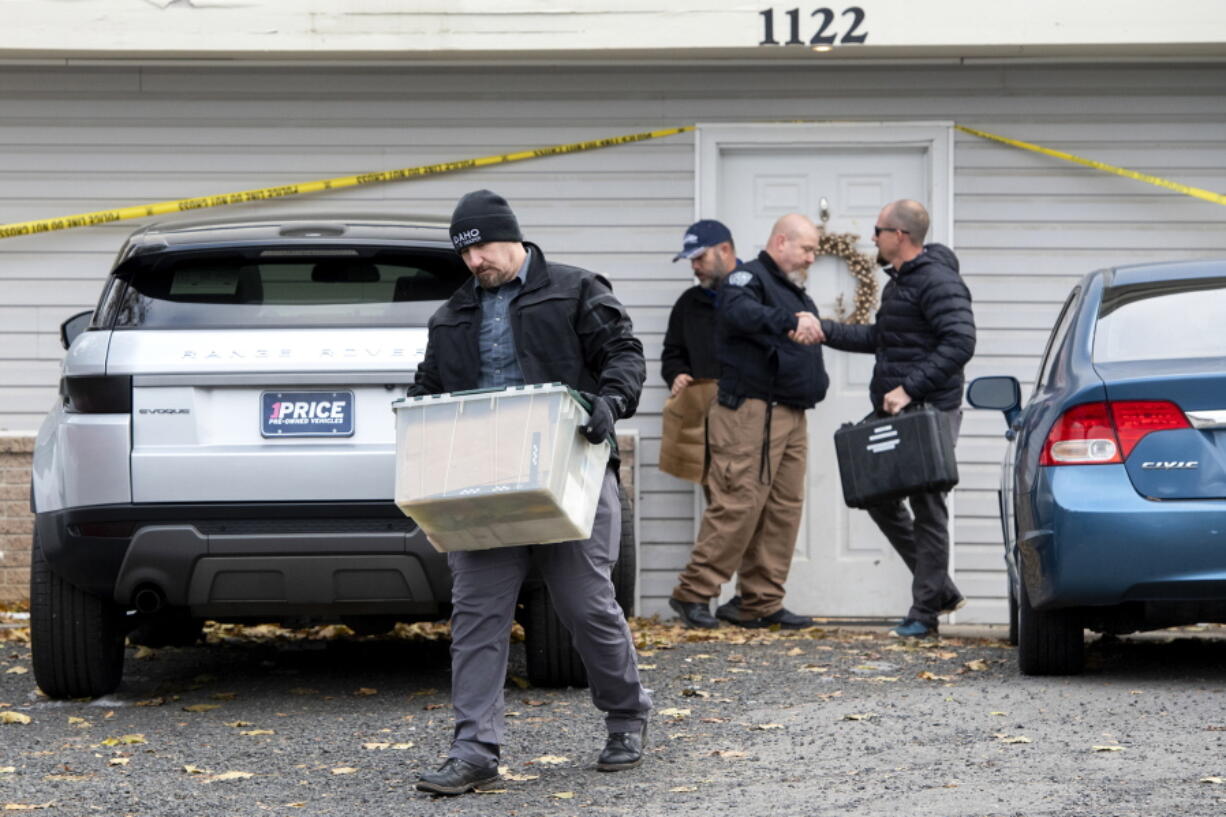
[715,595,743,625]
[740,607,815,630]
[415,757,500,796]
[669,597,719,629]
[597,721,647,772]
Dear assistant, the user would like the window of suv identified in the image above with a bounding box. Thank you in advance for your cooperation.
[103,248,470,329]
[1094,276,1226,363]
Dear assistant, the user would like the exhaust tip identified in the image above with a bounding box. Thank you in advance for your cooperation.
[133,586,166,615]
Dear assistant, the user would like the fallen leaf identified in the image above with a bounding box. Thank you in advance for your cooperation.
[551,792,574,800]
[990,711,1007,716]
[132,646,157,660]
[0,768,15,774]
[799,664,829,673]
[751,723,784,731]
[210,771,255,782]
[786,647,804,656]
[353,688,377,696]
[681,688,710,698]
[223,721,253,728]
[530,755,569,765]
[843,713,876,721]
[1200,777,1224,784]
[240,730,275,736]
[935,651,959,660]
[523,699,547,707]
[671,785,698,792]
[711,750,749,759]
[507,676,530,690]
[638,664,657,670]
[100,735,145,747]
[283,804,307,809]
[964,659,989,672]
[0,712,31,725]
[917,671,954,682]
[3,804,53,811]
[4,667,27,675]
[135,698,166,708]
[423,703,447,711]
[998,735,1032,744]
[499,767,539,782]
[107,758,129,767]
[183,765,211,775]
[211,692,237,701]
[43,774,92,782]
[362,743,390,750]
[700,717,727,723]
[474,789,508,795]
[658,708,691,719]
[391,743,413,750]
[67,717,89,727]
[1091,745,1124,752]
[331,767,358,775]
[182,704,220,713]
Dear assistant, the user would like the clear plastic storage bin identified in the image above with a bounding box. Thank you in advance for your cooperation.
[392,384,611,551]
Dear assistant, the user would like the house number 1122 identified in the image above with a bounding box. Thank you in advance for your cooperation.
[759,7,869,46]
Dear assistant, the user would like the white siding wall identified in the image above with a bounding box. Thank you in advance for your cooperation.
[2,63,1224,621]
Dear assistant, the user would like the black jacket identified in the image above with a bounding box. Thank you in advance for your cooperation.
[821,243,976,412]
[660,286,719,386]
[408,243,646,427]
[717,250,829,410]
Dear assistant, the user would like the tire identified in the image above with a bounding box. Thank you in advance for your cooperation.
[1006,576,1019,647]
[522,482,638,688]
[613,483,636,618]
[30,528,126,699]
[128,611,204,649]
[1017,579,1084,675]
[522,585,587,688]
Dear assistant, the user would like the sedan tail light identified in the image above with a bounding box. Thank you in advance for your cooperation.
[1040,400,1189,466]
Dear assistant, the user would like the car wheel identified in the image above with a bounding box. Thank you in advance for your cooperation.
[1017,579,1084,675]
[522,482,638,688]
[1007,577,1019,647]
[30,528,126,699]
[128,611,204,649]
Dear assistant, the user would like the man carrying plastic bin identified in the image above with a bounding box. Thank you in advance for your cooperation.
[409,190,652,796]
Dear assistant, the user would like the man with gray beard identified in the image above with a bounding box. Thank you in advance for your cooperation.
[668,214,829,630]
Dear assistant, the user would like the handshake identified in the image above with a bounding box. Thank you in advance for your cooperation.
[788,312,825,346]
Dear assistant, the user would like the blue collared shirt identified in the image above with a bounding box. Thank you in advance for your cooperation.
[476,249,530,389]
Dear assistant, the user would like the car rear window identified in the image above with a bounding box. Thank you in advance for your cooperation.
[104,247,470,329]
[1094,275,1226,363]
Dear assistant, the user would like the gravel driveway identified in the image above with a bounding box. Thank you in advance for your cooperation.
[3,616,1226,816]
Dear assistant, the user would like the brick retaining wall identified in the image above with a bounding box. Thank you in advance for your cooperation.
[0,436,34,604]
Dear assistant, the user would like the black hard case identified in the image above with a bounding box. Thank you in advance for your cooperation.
[833,405,959,509]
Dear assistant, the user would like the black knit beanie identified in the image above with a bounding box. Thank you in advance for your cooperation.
[449,189,523,251]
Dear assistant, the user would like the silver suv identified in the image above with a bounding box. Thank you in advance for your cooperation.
[31,213,634,699]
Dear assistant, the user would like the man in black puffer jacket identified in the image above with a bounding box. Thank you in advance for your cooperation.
[819,199,976,639]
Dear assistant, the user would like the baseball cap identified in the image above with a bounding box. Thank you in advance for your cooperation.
[673,219,733,262]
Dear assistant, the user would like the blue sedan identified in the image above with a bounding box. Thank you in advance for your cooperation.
[968,260,1226,675]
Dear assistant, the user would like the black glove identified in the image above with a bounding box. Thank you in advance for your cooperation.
[579,392,623,444]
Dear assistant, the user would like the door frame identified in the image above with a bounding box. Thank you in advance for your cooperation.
[694,121,955,248]
[691,121,960,618]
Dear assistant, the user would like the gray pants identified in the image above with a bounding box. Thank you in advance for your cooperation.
[445,469,651,767]
[866,409,963,628]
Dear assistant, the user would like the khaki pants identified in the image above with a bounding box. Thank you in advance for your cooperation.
[672,399,807,619]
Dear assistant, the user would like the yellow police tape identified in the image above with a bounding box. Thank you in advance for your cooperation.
[955,125,1226,207]
[0,125,695,241]
[3,121,1222,241]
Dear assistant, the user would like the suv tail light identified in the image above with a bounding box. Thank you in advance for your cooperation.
[61,375,132,413]
[1040,400,1189,465]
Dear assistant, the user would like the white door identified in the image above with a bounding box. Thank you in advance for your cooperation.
[700,124,953,618]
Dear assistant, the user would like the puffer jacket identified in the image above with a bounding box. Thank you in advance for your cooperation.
[821,243,975,411]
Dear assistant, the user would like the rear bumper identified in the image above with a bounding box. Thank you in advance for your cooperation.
[37,501,451,618]
[1020,465,1226,609]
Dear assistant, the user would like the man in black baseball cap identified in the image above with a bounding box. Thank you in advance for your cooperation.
[411,190,652,795]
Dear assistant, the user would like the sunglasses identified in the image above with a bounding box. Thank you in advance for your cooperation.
[873,226,910,237]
